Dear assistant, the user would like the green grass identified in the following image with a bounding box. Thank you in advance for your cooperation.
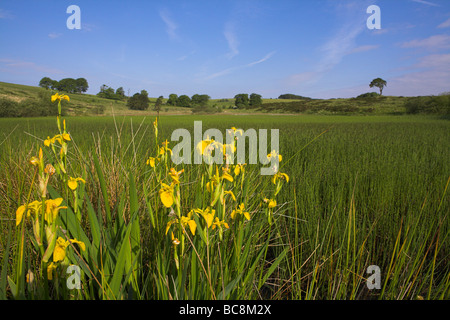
[1,113,449,300]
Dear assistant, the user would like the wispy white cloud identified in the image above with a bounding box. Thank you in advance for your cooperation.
[287,21,366,86]
[176,50,196,62]
[410,0,440,7]
[159,9,178,40]
[390,53,450,96]
[247,51,276,67]
[0,58,63,75]
[224,22,239,59]
[81,23,96,32]
[438,18,450,29]
[205,67,237,80]
[204,51,276,80]
[416,53,450,68]
[0,9,14,19]
[401,34,450,50]
[48,32,62,39]
[318,24,365,72]
[347,44,379,55]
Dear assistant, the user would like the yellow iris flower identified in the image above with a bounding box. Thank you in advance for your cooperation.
[166,210,197,236]
[229,127,244,138]
[207,166,234,192]
[68,177,86,190]
[153,118,158,138]
[224,190,236,201]
[171,232,180,246]
[159,140,172,156]
[16,200,41,226]
[146,156,158,168]
[231,203,251,221]
[44,133,71,147]
[263,198,277,209]
[169,168,184,185]
[159,182,175,208]
[271,172,289,184]
[267,150,282,162]
[44,198,67,223]
[233,163,246,176]
[193,207,216,228]
[196,139,214,155]
[52,236,85,263]
[212,217,229,230]
[47,262,57,280]
[51,93,70,103]
[180,214,197,236]
[29,148,44,169]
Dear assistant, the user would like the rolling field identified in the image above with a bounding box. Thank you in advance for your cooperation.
[0,110,449,300]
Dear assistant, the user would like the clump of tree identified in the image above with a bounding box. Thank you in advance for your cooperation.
[97,85,126,100]
[166,93,210,108]
[167,94,178,106]
[39,77,88,93]
[191,94,211,107]
[369,78,387,96]
[177,95,191,108]
[278,94,311,100]
[357,92,380,99]
[249,93,262,108]
[234,93,263,109]
[127,90,149,110]
[234,93,249,109]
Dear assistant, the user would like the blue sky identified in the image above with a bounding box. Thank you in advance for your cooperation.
[1,0,449,99]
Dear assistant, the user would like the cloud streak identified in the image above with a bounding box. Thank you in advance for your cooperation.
[0,58,63,75]
[438,18,450,29]
[204,51,276,80]
[287,21,366,86]
[48,32,62,39]
[0,9,14,19]
[159,9,178,40]
[410,0,440,7]
[401,34,450,50]
[224,22,239,59]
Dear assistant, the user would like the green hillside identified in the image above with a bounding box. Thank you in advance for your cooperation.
[0,81,449,117]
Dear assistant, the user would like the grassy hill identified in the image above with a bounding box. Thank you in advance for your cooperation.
[0,81,448,117]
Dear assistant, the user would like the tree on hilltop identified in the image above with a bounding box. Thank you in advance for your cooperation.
[234,93,249,109]
[167,93,178,106]
[249,93,262,107]
[127,90,150,110]
[39,77,54,89]
[369,78,387,96]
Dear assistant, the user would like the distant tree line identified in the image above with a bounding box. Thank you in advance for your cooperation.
[278,94,311,100]
[39,77,88,93]
[166,94,211,108]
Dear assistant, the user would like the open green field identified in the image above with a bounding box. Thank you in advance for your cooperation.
[1,110,449,300]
